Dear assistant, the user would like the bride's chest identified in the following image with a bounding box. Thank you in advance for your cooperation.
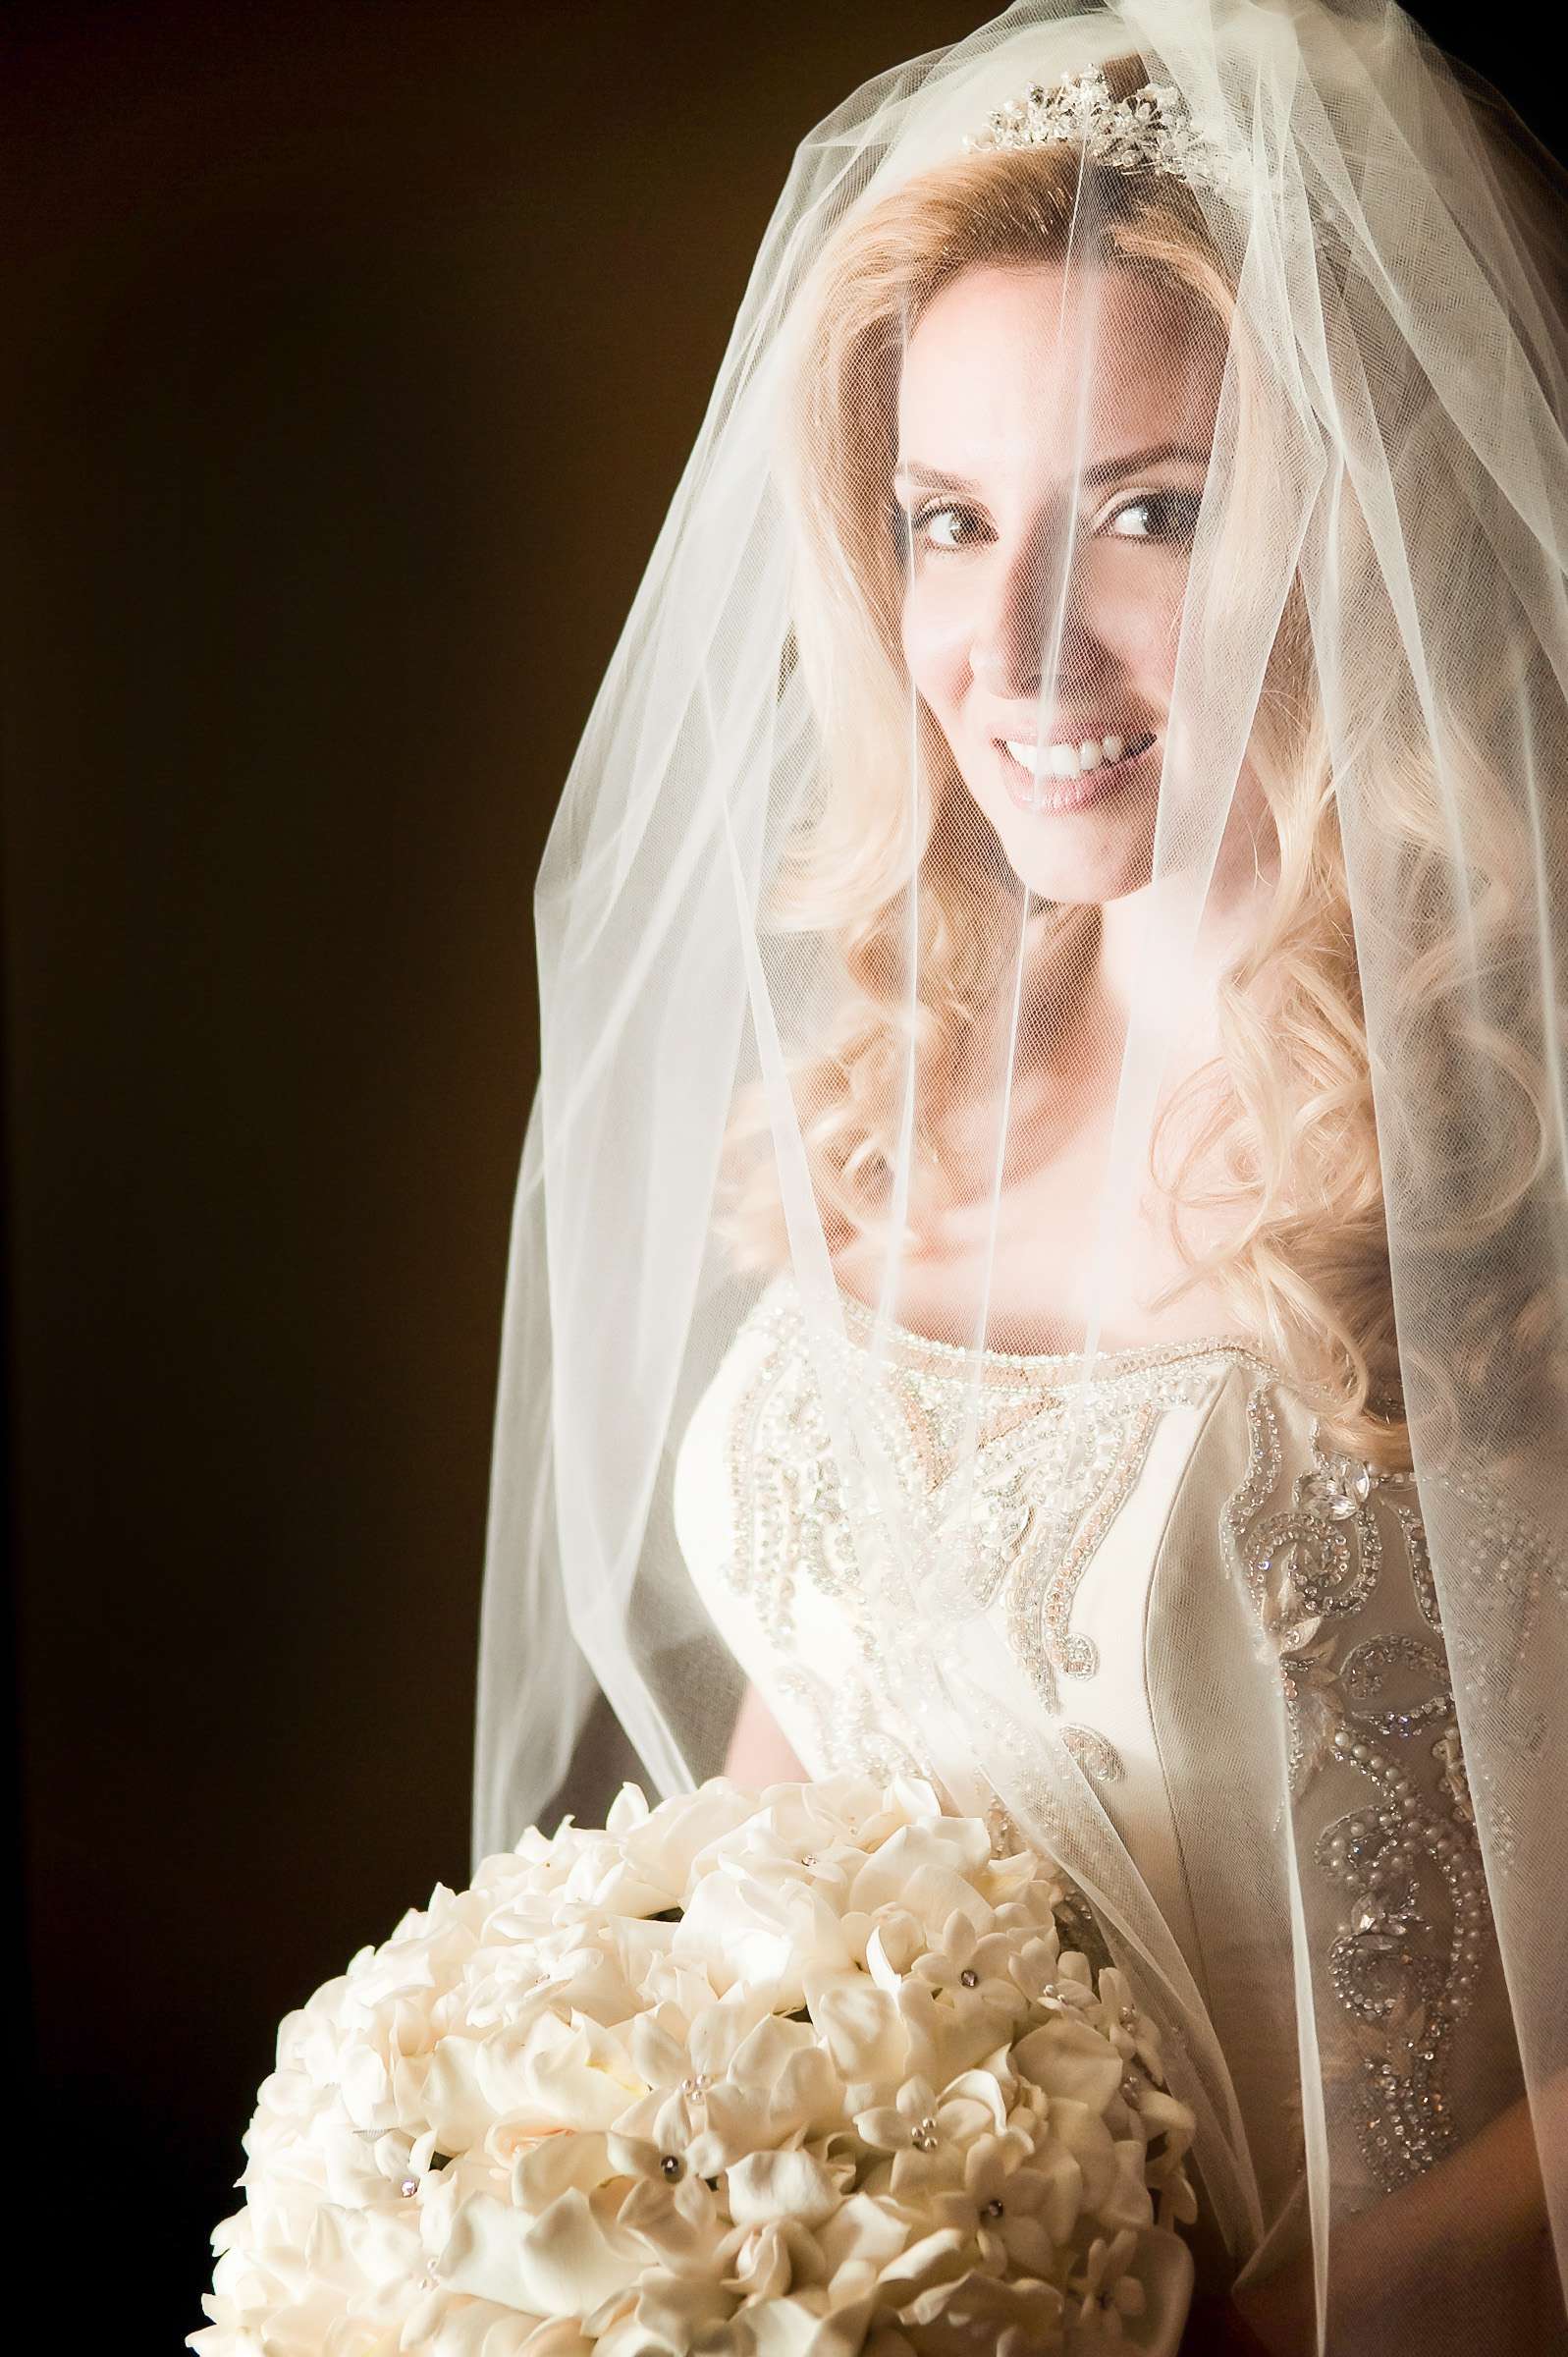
[675,1280,1280,1787]
[835,1142,1244,1359]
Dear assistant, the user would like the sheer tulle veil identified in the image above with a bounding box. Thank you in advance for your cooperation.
[473,2,1568,2344]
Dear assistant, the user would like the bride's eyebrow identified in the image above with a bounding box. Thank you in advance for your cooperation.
[892,463,982,497]
[892,439,1213,498]
[1082,438,1214,483]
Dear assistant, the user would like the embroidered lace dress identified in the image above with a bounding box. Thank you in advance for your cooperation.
[672,1275,1519,2286]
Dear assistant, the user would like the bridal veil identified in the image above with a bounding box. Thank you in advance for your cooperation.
[472,3,1568,2343]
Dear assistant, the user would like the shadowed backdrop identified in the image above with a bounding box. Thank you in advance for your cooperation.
[3,0,1551,2339]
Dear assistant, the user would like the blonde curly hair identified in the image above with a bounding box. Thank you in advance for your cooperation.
[722,71,1555,1470]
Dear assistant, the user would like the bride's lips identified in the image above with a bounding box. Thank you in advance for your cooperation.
[996,730,1159,815]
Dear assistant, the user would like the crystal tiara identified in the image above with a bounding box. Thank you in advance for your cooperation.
[962,63,1250,201]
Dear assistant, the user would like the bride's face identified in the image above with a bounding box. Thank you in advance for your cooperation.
[895,260,1225,905]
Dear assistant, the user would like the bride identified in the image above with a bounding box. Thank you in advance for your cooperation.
[473,3,1568,2349]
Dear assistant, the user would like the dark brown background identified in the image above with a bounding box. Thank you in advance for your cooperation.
[4,2,1550,2341]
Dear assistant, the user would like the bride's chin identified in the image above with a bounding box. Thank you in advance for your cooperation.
[989,816,1156,908]
[950,772,1157,908]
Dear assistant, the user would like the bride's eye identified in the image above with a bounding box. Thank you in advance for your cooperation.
[909,500,989,555]
[1102,489,1204,542]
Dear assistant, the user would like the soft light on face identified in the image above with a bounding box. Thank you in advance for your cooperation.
[895,261,1226,905]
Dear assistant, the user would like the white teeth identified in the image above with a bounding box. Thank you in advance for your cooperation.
[1001,732,1146,779]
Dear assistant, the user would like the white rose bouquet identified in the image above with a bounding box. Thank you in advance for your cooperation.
[190,1777,1198,2356]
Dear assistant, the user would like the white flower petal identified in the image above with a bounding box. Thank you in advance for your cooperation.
[1013,2017,1125,2113]
[1032,2146,1088,2246]
[436,2187,634,2319]
[727,2150,842,2230]
[873,2224,971,2304]
[688,1992,772,2081]
[511,2131,612,2214]
[864,1913,926,1989]
[814,2192,912,2279]
[628,2014,689,2091]
[854,2106,913,2153]
[805,1972,909,2084]
[605,1785,651,1832]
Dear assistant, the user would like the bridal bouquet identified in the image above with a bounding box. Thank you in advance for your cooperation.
[190,1776,1197,2356]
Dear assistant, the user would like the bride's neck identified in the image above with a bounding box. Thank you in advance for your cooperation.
[1068,810,1278,1056]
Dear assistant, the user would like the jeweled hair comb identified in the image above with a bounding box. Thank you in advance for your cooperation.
[963,63,1250,201]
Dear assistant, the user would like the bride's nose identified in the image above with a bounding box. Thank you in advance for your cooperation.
[971,630,1037,692]
[969,538,1093,697]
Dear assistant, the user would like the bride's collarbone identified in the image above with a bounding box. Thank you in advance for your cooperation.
[832,1234,1241,1360]
[834,1111,1245,1356]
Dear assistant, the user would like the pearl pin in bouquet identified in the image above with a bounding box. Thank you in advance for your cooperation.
[190,1777,1198,2355]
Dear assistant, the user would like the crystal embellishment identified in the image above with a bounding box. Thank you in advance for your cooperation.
[1223,1394,1490,2193]
[962,64,1253,202]
[719,1281,1271,1789]
[1301,1452,1375,1522]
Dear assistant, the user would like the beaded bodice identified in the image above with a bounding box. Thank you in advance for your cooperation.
[673,1275,1509,2255]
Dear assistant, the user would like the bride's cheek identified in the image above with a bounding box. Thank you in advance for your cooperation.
[900,586,970,716]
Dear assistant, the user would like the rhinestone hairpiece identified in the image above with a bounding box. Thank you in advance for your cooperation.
[963,64,1250,201]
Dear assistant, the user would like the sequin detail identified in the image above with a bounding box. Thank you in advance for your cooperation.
[1060,1725,1126,1783]
[1222,1387,1489,2192]
[722,1282,1264,1786]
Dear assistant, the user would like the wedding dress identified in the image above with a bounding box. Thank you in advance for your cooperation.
[469,4,1568,2344]
[673,1274,1516,2299]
